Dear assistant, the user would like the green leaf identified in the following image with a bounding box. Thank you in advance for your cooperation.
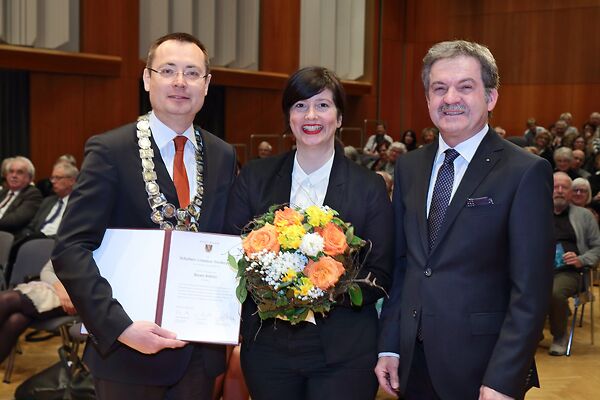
[236,277,247,303]
[228,254,238,270]
[348,284,363,306]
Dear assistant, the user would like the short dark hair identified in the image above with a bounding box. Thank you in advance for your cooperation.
[281,67,346,130]
[146,32,210,73]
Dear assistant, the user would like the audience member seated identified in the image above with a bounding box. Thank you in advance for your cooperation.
[549,172,600,356]
[0,261,75,364]
[588,153,600,199]
[553,147,579,180]
[363,121,393,156]
[383,142,407,177]
[571,150,591,179]
[534,130,554,167]
[589,111,600,137]
[494,126,507,138]
[400,130,417,151]
[0,156,42,235]
[571,178,592,207]
[376,171,393,198]
[420,126,437,147]
[256,141,273,159]
[343,145,360,164]
[0,157,12,189]
[523,117,543,146]
[35,154,77,198]
[560,112,580,137]
[366,141,390,171]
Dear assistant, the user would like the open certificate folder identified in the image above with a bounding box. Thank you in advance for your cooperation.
[92,229,242,345]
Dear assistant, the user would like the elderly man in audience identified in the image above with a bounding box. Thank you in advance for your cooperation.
[560,112,579,137]
[553,147,579,180]
[524,118,543,146]
[0,156,42,234]
[549,172,600,356]
[256,141,273,159]
[571,149,591,179]
[364,121,393,155]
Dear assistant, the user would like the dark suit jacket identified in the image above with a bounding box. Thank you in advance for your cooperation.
[52,122,237,385]
[17,194,62,239]
[225,149,393,364]
[379,129,554,400]
[0,185,42,234]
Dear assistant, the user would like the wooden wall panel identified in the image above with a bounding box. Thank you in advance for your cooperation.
[380,0,600,143]
[259,0,300,74]
[29,74,86,175]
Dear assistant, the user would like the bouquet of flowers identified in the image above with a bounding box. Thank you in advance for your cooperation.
[229,204,372,325]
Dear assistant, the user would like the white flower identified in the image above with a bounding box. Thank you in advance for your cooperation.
[299,233,324,257]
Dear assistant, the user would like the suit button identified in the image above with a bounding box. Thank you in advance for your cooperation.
[412,310,417,318]
[424,267,432,277]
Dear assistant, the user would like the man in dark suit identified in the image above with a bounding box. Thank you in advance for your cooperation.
[0,156,42,234]
[52,33,237,400]
[375,40,554,400]
[17,161,78,240]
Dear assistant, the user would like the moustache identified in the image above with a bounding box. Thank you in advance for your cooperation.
[439,104,467,113]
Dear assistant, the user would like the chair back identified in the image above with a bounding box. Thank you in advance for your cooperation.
[0,231,14,288]
[0,231,14,268]
[9,238,55,286]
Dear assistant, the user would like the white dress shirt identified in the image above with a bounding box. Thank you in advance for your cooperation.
[41,195,70,236]
[290,151,335,209]
[380,125,489,360]
[0,189,20,219]
[426,125,489,216]
[149,112,198,203]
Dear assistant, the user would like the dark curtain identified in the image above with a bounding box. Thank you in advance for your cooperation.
[138,79,226,140]
[0,69,30,160]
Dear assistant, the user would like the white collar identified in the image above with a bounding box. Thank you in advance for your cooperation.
[149,111,197,151]
[292,151,335,185]
[435,125,489,163]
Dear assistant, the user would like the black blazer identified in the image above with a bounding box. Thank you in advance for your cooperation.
[52,123,237,385]
[225,149,393,364]
[0,185,42,234]
[18,194,61,238]
[379,129,554,399]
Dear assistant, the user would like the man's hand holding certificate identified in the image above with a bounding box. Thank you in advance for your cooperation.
[94,229,242,348]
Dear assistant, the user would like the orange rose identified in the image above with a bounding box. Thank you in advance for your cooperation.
[317,222,348,256]
[243,223,280,255]
[273,207,303,227]
[304,256,345,290]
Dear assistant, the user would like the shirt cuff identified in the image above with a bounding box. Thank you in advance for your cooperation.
[378,352,400,358]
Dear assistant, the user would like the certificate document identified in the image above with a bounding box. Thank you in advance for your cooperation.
[93,229,242,345]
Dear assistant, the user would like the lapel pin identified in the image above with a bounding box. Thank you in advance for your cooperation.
[485,157,491,162]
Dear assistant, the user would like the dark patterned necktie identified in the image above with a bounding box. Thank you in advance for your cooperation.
[428,149,460,250]
[40,198,64,230]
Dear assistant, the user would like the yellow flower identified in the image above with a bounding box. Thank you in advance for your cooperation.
[305,206,334,227]
[281,268,297,283]
[293,277,313,297]
[278,224,306,249]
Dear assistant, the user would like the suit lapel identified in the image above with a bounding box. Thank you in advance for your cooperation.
[417,143,439,255]
[266,151,295,209]
[429,129,503,256]
[323,149,348,215]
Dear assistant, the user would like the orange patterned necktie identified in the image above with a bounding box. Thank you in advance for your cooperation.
[173,136,190,208]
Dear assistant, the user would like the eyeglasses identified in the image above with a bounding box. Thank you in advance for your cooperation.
[146,67,208,81]
[50,176,68,181]
[573,188,589,194]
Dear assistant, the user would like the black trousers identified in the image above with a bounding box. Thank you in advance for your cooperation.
[403,340,441,400]
[93,345,214,400]
[240,322,378,400]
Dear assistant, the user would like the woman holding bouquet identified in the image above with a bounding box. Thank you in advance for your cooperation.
[225,66,393,400]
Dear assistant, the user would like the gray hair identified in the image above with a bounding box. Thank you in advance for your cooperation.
[553,147,573,161]
[572,177,592,205]
[422,40,499,101]
[389,141,407,154]
[53,161,79,178]
[7,156,35,180]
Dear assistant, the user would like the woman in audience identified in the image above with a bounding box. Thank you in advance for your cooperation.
[366,141,390,171]
[571,178,592,207]
[400,129,417,151]
[0,261,75,363]
[225,66,393,400]
[534,130,554,167]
